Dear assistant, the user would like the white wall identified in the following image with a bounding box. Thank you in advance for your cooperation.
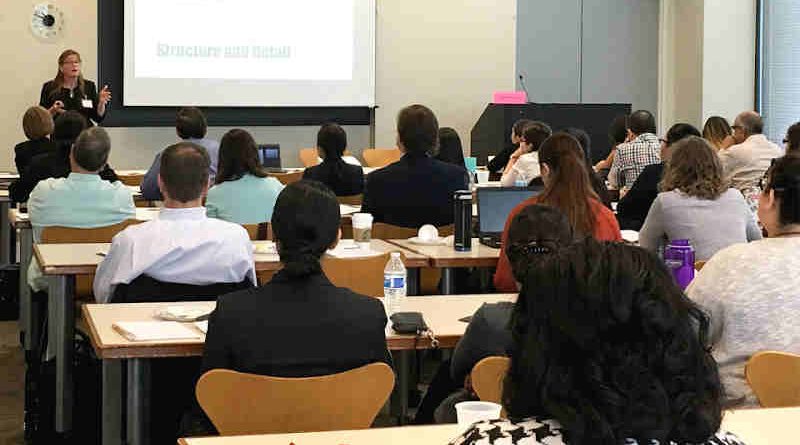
[659,0,757,130]
[0,1,516,172]
[702,0,757,123]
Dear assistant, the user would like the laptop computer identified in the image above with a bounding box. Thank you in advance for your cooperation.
[257,144,283,171]
[476,186,542,248]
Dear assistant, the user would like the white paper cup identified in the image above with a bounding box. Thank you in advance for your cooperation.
[455,401,503,430]
[352,213,373,245]
[476,170,490,184]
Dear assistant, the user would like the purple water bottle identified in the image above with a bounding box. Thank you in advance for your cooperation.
[664,239,695,289]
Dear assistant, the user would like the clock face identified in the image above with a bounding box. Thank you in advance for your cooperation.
[31,3,64,41]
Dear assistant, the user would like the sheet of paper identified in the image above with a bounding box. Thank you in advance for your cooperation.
[327,240,382,259]
[112,321,203,342]
[194,320,209,334]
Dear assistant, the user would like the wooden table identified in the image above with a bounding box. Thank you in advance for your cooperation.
[388,238,500,294]
[177,407,800,444]
[33,238,427,435]
[84,294,514,445]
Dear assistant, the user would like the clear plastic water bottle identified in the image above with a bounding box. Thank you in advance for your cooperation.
[383,252,407,316]
[514,178,527,187]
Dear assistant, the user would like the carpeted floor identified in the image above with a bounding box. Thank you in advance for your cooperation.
[0,321,24,445]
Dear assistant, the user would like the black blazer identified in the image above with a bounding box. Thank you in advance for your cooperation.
[40,79,106,125]
[450,302,513,385]
[202,271,391,377]
[361,153,469,228]
[9,145,119,203]
[616,162,664,231]
[302,159,364,196]
[14,138,56,173]
[487,143,517,173]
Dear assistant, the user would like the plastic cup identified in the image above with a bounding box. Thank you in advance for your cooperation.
[464,157,478,173]
[476,170,490,184]
[351,213,373,246]
[455,401,502,430]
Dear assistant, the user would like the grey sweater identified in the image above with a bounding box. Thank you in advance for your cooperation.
[639,189,762,261]
[688,238,800,407]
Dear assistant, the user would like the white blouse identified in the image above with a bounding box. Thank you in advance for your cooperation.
[500,152,540,187]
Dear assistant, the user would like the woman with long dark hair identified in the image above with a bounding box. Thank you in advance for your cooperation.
[303,123,365,196]
[40,49,111,125]
[435,127,466,168]
[452,240,743,445]
[494,133,621,292]
[206,129,284,224]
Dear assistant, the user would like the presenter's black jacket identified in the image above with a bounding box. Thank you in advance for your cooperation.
[302,159,364,196]
[40,79,106,125]
[201,270,392,377]
[14,138,56,174]
[9,144,119,203]
[616,162,664,231]
[361,152,469,228]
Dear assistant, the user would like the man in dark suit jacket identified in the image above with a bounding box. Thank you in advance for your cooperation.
[361,105,468,228]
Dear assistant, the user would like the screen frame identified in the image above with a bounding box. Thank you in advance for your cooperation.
[476,186,543,236]
[97,0,373,127]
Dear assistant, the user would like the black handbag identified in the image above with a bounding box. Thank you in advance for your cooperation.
[390,312,439,348]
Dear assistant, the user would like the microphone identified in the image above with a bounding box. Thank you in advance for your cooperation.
[518,74,531,102]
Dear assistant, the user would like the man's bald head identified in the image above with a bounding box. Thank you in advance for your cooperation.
[734,111,764,136]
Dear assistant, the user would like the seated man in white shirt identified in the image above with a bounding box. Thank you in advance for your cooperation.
[719,111,783,208]
[27,127,135,292]
[93,142,256,303]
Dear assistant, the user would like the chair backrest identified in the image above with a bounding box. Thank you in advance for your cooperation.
[362,148,402,168]
[196,363,395,435]
[298,148,320,167]
[41,219,144,299]
[40,219,142,244]
[321,252,390,298]
[372,223,454,240]
[269,171,304,186]
[745,351,800,407]
[117,173,144,187]
[471,356,510,404]
[241,223,272,241]
[337,194,363,206]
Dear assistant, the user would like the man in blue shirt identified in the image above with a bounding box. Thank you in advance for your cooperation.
[27,126,136,291]
[141,107,220,200]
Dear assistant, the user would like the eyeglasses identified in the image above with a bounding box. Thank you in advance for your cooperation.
[731,125,743,131]
[784,139,789,145]
[658,138,668,145]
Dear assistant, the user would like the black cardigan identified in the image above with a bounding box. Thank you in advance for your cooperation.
[40,79,106,125]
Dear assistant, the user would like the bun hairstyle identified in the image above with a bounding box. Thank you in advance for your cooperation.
[271,180,341,278]
[765,154,800,227]
[537,133,598,235]
[505,239,722,444]
[505,205,574,283]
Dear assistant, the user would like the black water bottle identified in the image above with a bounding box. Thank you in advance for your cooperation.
[454,190,472,251]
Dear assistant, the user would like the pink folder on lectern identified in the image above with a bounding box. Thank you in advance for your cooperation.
[492,91,528,104]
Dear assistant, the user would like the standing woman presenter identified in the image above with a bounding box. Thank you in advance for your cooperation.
[39,49,111,125]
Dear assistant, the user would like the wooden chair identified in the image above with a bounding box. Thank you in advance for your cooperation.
[745,351,800,407]
[362,148,402,168]
[41,219,144,299]
[241,223,272,241]
[269,171,304,186]
[372,223,454,294]
[471,356,510,405]
[299,148,320,167]
[196,363,395,435]
[117,173,144,187]
[322,252,390,298]
[337,194,363,206]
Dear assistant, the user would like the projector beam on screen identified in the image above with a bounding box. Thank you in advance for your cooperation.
[123,0,376,107]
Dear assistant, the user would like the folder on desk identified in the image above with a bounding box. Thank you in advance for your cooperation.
[112,321,203,342]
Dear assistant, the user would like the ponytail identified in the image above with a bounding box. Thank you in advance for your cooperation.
[768,155,800,227]
[537,133,598,236]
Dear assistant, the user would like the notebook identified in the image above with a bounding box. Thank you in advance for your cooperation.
[112,321,203,342]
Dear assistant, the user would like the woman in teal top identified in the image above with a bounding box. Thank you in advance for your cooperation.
[206,129,284,224]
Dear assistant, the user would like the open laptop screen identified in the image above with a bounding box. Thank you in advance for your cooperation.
[477,187,542,236]
[257,144,281,169]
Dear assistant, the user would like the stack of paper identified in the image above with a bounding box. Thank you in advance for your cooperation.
[327,240,382,259]
[112,321,203,342]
